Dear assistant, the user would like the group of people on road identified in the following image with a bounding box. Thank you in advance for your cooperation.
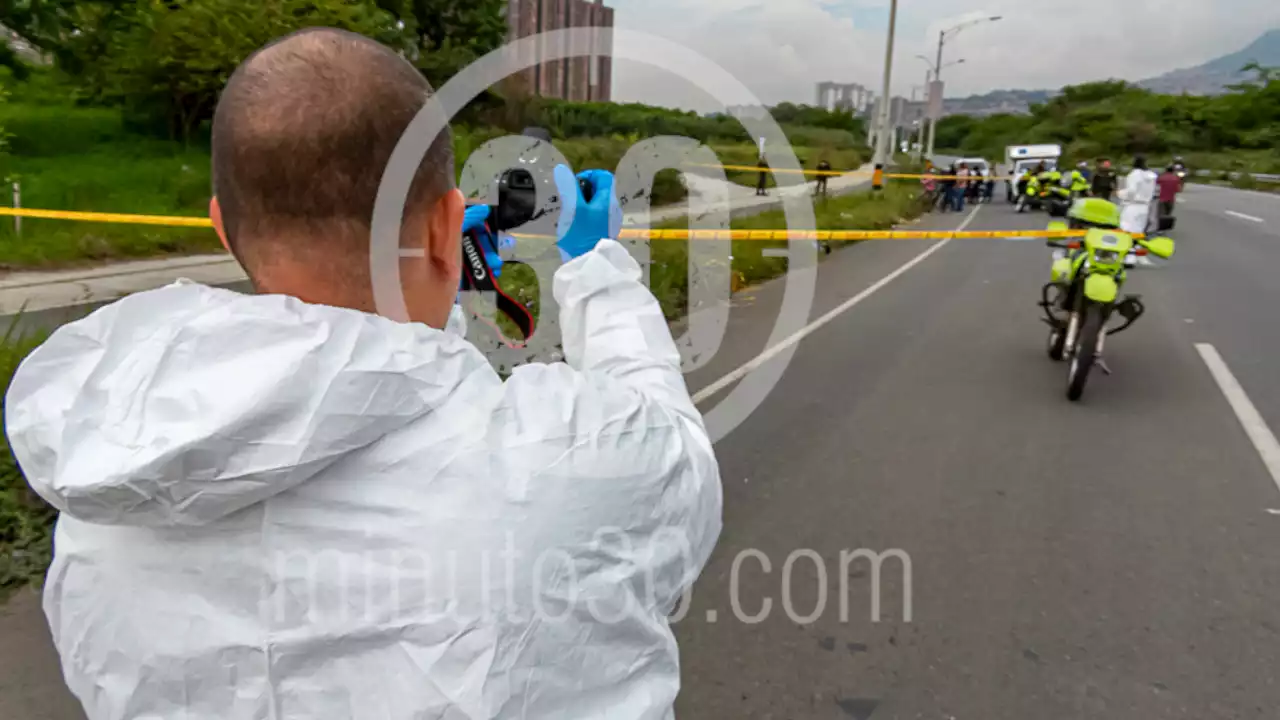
[923,161,996,213]
[1013,157,1183,235]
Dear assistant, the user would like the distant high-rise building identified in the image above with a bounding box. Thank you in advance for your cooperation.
[506,0,614,102]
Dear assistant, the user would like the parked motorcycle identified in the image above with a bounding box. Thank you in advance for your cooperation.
[1039,201,1175,401]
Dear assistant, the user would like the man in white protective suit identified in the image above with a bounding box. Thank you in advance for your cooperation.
[1116,155,1158,267]
[5,28,723,720]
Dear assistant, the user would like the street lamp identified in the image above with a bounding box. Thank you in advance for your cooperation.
[916,57,964,160]
[926,15,1001,157]
[872,0,900,168]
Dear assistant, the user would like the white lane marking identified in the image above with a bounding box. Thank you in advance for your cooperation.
[692,205,983,404]
[1196,343,1280,494]
[1225,210,1264,223]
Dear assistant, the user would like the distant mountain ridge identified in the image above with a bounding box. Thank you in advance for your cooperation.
[1139,28,1280,95]
[943,88,1055,117]
[945,28,1280,116]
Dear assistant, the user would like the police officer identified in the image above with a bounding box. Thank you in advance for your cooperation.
[1019,163,1044,212]
[1091,159,1117,201]
[1070,162,1091,198]
[815,158,832,197]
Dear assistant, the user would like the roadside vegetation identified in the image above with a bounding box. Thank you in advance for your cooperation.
[0,0,871,268]
[0,321,52,601]
[934,67,1280,175]
[0,66,868,268]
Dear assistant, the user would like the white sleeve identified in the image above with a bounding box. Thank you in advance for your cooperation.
[1117,171,1137,202]
[553,239,698,421]
[498,239,722,608]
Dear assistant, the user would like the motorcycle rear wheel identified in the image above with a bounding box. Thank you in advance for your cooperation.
[1047,327,1066,361]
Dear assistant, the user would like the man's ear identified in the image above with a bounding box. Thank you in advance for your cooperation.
[426,188,465,275]
[210,196,231,253]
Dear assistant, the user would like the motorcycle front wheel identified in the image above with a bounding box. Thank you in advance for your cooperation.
[1067,305,1105,401]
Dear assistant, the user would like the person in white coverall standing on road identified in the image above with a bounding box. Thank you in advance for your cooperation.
[5,28,722,720]
[1117,155,1158,267]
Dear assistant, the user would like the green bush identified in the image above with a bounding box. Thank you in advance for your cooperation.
[1232,173,1259,190]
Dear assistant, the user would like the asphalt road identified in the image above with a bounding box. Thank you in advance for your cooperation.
[673,188,1280,719]
[5,184,1280,719]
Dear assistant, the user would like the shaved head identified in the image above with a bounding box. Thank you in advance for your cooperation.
[212,28,455,302]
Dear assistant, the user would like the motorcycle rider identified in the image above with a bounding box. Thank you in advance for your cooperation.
[1117,155,1157,266]
[1171,155,1189,180]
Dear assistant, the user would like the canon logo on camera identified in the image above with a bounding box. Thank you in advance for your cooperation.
[463,236,488,281]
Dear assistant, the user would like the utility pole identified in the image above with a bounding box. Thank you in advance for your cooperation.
[926,15,1002,158]
[925,28,944,159]
[917,71,930,160]
[873,0,899,168]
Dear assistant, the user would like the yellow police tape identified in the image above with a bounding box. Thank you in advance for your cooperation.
[0,206,215,228]
[0,206,1104,241]
[527,228,1096,241]
[688,163,1017,181]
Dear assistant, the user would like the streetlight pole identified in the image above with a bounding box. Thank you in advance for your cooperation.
[918,69,930,160]
[873,0,899,168]
[926,15,1002,158]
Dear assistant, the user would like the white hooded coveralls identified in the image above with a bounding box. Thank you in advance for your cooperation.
[6,239,724,720]
[1117,167,1157,235]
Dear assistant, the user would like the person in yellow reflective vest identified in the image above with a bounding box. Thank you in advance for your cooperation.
[1038,168,1058,199]
[1018,165,1043,213]
[1069,162,1091,197]
[1041,167,1070,216]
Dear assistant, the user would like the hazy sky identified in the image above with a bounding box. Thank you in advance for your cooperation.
[606,0,1280,111]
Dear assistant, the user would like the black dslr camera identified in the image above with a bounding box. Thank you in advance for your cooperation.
[458,127,563,342]
[486,126,593,232]
[489,165,539,232]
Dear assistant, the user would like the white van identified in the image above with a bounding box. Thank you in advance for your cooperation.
[1004,144,1063,201]
[959,157,991,176]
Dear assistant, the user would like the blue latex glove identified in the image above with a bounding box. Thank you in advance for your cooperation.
[554,166,623,262]
[461,204,514,279]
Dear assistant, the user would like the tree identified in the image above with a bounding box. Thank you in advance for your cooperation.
[933,114,975,150]
[373,0,507,88]
[925,71,1280,170]
[96,0,408,141]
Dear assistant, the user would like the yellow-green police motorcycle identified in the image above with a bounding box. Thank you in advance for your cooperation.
[1039,198,1175,401]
